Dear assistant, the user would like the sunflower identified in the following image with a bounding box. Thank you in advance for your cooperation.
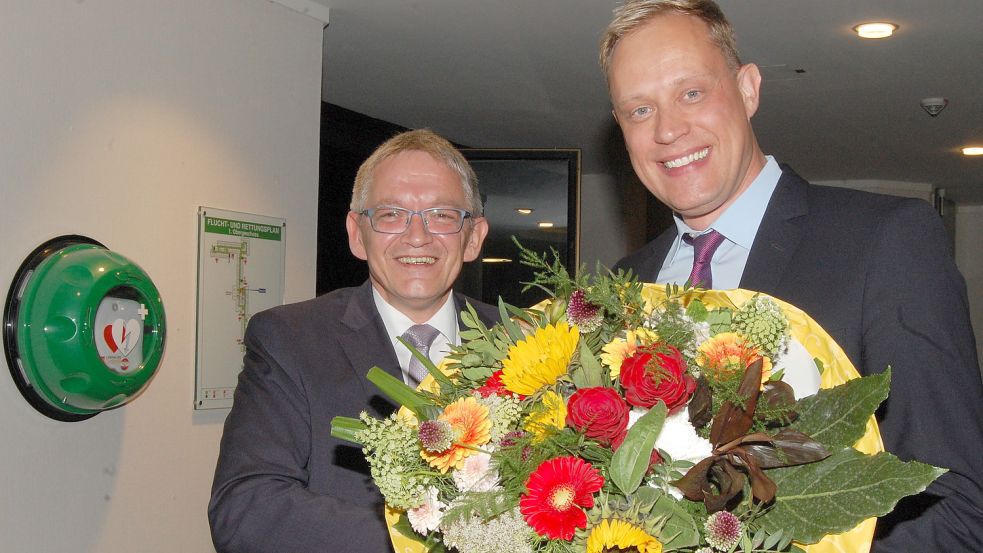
[420,396,491,473]
[586,519,663,553]
[520,456,605,540]
[523,390,567,441]
[501,322,579,396]
[601,328,658,379]
[695,332,771,384]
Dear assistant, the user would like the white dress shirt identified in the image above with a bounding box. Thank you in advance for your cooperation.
[372,289,459,386]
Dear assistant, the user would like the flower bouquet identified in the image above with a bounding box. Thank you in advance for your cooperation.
[331,247,945,553]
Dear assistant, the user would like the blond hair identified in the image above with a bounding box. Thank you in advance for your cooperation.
[599,0,741,79]
[350,129,482,215]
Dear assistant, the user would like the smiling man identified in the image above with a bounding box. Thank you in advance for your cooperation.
[209,130,498,553]
[602,1,983,551]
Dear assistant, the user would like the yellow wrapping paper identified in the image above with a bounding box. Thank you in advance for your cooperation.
[385,287,881,553]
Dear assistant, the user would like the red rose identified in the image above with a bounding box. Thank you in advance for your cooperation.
[565,387,630,447]
[619,344,696,411]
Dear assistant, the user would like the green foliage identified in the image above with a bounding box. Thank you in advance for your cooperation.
[792,368,891,449]
[513,238,647,337]
[759,448,947,544]
[610,402,667,496]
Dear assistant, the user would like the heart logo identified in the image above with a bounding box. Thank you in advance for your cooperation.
[102,319,141,356]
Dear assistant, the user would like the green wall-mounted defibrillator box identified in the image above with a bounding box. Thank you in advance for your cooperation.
[3,235,166,421]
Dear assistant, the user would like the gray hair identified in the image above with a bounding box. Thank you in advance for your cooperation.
[349,129,482,215]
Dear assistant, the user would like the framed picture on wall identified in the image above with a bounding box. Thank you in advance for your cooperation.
[456,149,580,308]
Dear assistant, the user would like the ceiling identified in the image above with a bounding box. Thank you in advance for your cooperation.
[315,0,983,204]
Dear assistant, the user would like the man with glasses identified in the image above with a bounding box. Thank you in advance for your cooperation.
[209,129,498,553]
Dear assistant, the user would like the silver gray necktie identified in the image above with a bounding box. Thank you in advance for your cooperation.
[401,324,441,386]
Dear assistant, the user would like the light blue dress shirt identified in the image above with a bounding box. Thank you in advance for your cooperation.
[657,156,782,289]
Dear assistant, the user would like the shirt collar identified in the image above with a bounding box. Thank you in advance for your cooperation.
[372,288,458,345]
[670,155,782,248]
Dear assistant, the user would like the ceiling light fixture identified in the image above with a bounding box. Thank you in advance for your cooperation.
[962,147,983,156]
[482,257,513,263]
[537,221,554,229]
[515,208,534,215]
[853,22,898,39]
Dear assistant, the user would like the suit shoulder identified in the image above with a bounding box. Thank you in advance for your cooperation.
[805,184,937,227]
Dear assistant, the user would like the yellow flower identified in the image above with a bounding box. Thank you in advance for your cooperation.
[421,397,491,473]
[697,332,772,384]
[601,328,658,379]
[523,390,567,441]
[501,322,579,396]
[586,519,663,553]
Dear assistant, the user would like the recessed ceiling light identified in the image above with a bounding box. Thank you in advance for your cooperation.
[515,208,534,215]
[482,257,513,263]
[962,147,983,156]
[537,221,554,229]
[854,22,898,39]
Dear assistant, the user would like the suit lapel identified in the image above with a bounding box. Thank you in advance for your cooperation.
[337,281,401,383]
[740,168,809,294]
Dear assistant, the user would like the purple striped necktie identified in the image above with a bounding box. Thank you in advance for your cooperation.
[682,230,726,289]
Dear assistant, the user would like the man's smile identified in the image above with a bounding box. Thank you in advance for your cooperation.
[664,147,710,169]
[397,256,437,265]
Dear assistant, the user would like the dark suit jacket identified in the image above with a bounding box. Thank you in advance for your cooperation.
[616,166,983,552]
[208,281,500,553]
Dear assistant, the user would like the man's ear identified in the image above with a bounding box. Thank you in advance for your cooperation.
[346,211,368,260]
[737,63,762,118]
[462,217,489,262]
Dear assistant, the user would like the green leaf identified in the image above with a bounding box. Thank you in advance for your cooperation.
[505,302,538,327]
[648,490,700,548]
[392,512,425,543]
[705,308,732,335]
[460,306,478,330]
[758,447,947,544]
[792,368,890,449]
[610,402,667,495]
[461,366,493,381]
[685,298,708,322]
[366,366,439,420]
[498,298,526,343]
[328,416,367,444]
[570,344,604,388]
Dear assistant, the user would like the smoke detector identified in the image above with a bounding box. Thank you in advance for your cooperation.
[920,97,948,117]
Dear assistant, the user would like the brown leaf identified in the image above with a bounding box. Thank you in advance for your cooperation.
[672,456,717,502]
[688,376,713,428]
[755,380,798,425]
[741,429,831,468]
[709,359,763,447]
[704,460,746,513]
[731,449,777,504]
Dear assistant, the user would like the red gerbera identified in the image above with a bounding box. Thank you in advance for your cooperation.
[519,456,605,540]
[475,369,526,399]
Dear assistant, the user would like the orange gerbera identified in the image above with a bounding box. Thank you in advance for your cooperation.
[696,332,771,384]
[519,456,605,540]
[420,397,491,473]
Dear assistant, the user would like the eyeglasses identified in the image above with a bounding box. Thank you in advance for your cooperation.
[359,206,473,235]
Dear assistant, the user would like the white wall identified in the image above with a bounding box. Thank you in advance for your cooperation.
[955,205,983,376]
[0,2,323,552]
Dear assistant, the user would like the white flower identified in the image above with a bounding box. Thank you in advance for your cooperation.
[655,408,713,464]
[452,450,499,492]
[407,487,446,534]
